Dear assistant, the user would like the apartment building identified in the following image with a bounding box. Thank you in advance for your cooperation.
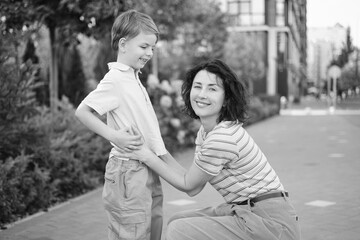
[219,0,307,100]
[307,24,347,88]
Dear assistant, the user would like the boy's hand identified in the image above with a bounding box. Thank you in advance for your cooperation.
[111,127,143,153]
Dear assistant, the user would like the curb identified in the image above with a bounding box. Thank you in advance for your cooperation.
[0,187,102,232]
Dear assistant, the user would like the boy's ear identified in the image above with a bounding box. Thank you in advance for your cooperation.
[118,38,126,52]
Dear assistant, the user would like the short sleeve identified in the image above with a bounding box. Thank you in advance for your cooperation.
[194,132,238,176]
[82,76,119,115]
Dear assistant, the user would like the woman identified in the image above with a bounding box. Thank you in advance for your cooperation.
[131,59,301,240]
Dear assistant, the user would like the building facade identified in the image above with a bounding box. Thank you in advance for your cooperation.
[307,24,347,89]
[219,0,307,100]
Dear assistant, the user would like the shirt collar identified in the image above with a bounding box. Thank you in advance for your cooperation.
[108,62,142,74]
[200,121,242,139]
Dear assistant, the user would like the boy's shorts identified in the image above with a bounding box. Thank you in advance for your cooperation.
[102,156,163,240]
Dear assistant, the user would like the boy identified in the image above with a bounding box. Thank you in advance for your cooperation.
[75,10,181,240]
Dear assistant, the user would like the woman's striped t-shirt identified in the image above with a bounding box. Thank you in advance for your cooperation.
[194,121,284,203]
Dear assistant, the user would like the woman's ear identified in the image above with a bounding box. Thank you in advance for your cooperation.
[118,38,126,53]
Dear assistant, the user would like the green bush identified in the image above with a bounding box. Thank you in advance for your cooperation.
[0,96,111,227]
[147,79,200,153]
[0,154,50,224]
[245,95,280,126]
[0,37,110,226]
[28,100,111,201]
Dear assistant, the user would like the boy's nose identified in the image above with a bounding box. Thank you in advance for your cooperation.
[146,48,153,56]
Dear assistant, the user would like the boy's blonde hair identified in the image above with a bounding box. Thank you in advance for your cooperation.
[111,10,159,51]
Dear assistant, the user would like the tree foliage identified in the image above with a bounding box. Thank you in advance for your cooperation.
[154,0,228,80]
[224,32,266,94]
[0,29,111,227]
[340,48,360,90]
[330,27,354,68]
[128,0,195,41]
[0,0,128,109]
[1,0,227,105]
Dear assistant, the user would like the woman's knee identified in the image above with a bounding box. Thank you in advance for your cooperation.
[166,219,188,240]
[167,211,187,225]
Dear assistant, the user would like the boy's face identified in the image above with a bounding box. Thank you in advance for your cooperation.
[120,31,157,70]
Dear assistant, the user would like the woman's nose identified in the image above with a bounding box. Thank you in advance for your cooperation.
[198,89,207,99]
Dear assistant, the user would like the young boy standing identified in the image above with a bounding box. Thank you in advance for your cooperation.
[75,10,179,240]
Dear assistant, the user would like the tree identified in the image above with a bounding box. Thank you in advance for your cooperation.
[330,27,354,68]
[58,43,87,106]
[0,0,128,109]
[224,32,266,95]
[152,0,228,80]
[340,48,360,90]
[0,24,41,160]
[128,0,197,41]
[87,0,228,82]
[1,0,229,103]
[179,0,228,63]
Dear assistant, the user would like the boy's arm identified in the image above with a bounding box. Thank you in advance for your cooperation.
[75,102,142,151]
[75,102,114,141]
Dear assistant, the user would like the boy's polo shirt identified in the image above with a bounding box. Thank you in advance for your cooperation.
[82,62,167,158]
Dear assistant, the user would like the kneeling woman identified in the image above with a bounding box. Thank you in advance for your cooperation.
[131,59,301,240]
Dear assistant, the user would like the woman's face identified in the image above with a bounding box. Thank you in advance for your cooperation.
[190,70,225,124]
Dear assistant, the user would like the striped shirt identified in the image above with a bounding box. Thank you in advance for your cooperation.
[194,121,284,203]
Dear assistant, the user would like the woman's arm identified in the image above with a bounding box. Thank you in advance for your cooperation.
[134,147,214,196]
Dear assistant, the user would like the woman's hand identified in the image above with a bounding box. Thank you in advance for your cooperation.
[124,125,156,163]
[110,126,143,153]
[129,143,156,163]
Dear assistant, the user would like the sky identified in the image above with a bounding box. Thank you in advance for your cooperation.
[307,0,360,46]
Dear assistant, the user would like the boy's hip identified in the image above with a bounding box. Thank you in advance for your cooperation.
[103,156,162,208]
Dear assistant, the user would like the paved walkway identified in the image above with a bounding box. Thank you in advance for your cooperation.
[1,96,360,240]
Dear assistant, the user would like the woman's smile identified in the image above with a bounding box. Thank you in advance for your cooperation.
[194,100,210,107]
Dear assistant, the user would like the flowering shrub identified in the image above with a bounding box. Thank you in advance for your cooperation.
[147,76,201,153]
[245,95,280,126]
[146,75,280,150]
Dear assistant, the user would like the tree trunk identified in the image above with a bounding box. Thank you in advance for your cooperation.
[152,47,158,78]
[248,80,254,95]
[49,26,59,110]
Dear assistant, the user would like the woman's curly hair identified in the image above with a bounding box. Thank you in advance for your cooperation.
[181,59,249,123]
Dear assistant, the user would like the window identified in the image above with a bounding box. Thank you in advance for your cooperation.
[227,0,265,26]
[276,0,287,26]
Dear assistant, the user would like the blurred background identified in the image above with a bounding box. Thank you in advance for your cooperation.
[0,0,359,232]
